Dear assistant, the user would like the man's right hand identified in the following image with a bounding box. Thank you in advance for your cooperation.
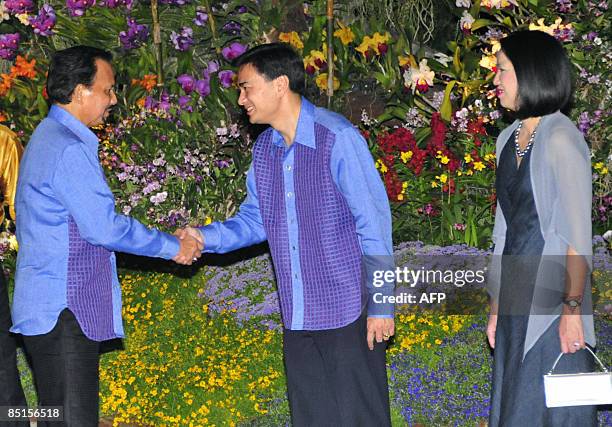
[174,227,204,246]
[173,230,203,265]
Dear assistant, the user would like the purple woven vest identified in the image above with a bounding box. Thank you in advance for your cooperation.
[253,125,364,330]
[66,217,115,341]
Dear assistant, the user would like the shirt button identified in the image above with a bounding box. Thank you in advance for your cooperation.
[287,192,293,198]
[285,165,292,171]
[292,246,296,250]
[294,274,298,279]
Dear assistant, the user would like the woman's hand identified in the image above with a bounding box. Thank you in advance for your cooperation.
[487,314,498,349]
[559,306,584,354]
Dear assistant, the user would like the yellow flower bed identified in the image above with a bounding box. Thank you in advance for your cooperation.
[99,272,285,426]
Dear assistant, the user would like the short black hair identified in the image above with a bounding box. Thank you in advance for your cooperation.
[46,46,113,105]
[233,43,305,95]
[500,30,572,119]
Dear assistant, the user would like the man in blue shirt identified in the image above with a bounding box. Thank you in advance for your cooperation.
[11,46,202,426]
[179,43,395,425]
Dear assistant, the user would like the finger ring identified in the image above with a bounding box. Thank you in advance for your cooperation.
[383,333,390,338]
[193,257,197,261]
[573,342,580,347]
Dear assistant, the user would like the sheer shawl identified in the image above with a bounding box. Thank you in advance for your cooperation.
[487,111,595,358]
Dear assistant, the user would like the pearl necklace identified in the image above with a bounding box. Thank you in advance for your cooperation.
[514,121,538,158]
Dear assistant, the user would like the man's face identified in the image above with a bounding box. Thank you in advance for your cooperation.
[78,59,117,127]
[237,64,280,125]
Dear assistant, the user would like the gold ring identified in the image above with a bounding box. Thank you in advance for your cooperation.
[383,333,390,338]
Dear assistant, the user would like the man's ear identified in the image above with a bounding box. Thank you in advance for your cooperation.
[274,75,290,96]
[72,84,85,105]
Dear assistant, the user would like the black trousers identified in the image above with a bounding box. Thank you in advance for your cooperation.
[283,311,391,427]
[0,265,29,427]
[23,309,100,427]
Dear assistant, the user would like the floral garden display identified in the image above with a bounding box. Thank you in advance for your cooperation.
[0,0,610,425]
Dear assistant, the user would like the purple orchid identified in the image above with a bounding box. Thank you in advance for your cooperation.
[177,95,193,112]
[119,18,149,50]
[194,7,208,26]
[195,78,211,97]
[65,0,95,17]
[221,42,246,61]
[218,70,235,88]
[0,33,20,60]
[104,0,132,8]
[206,60,219,75]
[144,91,171,112]
[29,4,56,37]
[159,0,189,5]
[222,21,241,35]
[177,74,196,94]
[170,27,194,51]
[5,0,34,14]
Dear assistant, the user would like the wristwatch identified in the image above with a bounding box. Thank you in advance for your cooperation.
[562,295,582,311]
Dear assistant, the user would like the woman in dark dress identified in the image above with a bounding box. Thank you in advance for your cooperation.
[486,31,597,426]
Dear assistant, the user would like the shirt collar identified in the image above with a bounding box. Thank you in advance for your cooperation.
[48,105,99,150]
[271,97,316,149]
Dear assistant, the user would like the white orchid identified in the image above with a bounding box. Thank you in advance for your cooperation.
[459,11,476,33]
[0,1,9,23]
[403,59,435,93]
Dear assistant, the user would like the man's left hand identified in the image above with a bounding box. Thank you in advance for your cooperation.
[367,317,395,350]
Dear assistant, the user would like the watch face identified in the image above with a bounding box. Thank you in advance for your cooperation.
[568,300,579,307]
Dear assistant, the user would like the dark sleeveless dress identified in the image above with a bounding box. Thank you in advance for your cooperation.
[488,133,597,427]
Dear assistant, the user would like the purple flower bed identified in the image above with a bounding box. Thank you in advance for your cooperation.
[390,320,491,425]
[199,253,282,330]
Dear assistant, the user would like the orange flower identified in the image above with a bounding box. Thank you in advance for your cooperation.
[0,112,7,122]
[133,74,157,92]
[11,55,37,79]
[140,74,157,91]
[0,74,13,97]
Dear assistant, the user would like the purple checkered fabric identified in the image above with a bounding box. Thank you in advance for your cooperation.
[66,217,115,340]
[253,125,364,330]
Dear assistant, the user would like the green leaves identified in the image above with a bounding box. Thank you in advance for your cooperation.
[440,80,456,122]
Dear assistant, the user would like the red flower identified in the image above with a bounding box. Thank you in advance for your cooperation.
[314,58,327,71]
[442,178,456,194]
[383,166,403,202]
[467,118,487,147]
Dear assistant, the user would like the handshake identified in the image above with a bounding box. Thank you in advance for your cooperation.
[172,226,205,265]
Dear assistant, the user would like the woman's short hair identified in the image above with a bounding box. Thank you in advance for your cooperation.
[233,43,305,96]
[46,46,113,105]
[500,30,572,119]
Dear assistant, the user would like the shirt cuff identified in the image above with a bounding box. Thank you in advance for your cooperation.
[200,225,220,253]
[159,234,181,259]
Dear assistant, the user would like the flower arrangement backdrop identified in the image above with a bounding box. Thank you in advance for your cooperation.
[0,0,610,425]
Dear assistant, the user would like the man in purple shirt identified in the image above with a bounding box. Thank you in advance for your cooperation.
[11,46,202,426]
[179,43,395,425]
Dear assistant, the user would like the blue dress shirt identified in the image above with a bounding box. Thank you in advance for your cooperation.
[200,98,394,329]
[11,105,179,339]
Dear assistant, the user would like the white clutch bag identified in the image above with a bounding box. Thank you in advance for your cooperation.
[543,346,612,408]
